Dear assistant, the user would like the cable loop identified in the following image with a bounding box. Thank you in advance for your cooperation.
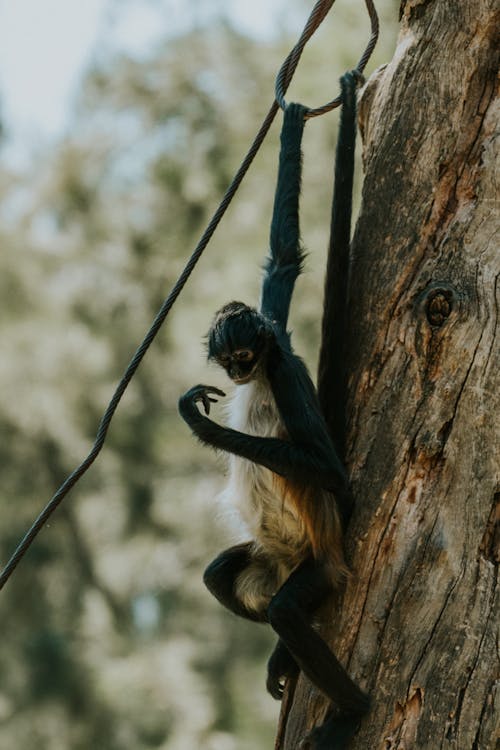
[275,0,379,117]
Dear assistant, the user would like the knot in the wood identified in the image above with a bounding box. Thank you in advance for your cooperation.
[425,288,453,327]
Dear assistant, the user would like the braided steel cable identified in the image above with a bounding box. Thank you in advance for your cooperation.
[0,0,379,591]
[275,0,379,117]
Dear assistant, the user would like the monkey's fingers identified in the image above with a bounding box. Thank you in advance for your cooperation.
[205,386,226,398]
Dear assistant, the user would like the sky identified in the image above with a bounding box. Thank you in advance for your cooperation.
[0,0,289,161]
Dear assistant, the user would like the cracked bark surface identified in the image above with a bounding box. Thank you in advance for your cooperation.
[276,1,499,748]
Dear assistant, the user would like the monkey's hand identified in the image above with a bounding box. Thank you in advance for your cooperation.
[179,384,226,419]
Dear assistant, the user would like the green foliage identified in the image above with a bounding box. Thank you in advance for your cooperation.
[0,3,398,748]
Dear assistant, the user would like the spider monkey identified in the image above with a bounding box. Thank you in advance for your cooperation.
[179,72,368,749]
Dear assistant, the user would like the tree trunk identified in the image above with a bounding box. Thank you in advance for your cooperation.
[276,1,499,748]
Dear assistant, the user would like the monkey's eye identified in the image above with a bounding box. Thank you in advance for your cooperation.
[219,353,230,365]
[234,349,254,362]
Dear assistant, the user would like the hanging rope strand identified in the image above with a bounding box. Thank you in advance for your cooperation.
[0,0,379,591]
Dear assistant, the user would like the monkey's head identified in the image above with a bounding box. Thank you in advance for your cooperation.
[207,301,273,384]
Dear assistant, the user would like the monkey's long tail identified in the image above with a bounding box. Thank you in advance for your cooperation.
[317,71,359,463]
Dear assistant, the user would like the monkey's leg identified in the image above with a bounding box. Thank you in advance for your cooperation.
[266,638,299,700]
[203,543,272,623]
[267,558,369,749]
[204,546,298,699]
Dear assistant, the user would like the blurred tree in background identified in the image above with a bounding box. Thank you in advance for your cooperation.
[0,2,398,748]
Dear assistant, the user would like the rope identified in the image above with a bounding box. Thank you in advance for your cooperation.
[0,0,379,591]
[275,0,379,117]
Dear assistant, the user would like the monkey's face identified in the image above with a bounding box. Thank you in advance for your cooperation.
[207,301,271,384]
[217,347,258,384]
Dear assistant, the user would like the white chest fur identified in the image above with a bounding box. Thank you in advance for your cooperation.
[219,379,308,563]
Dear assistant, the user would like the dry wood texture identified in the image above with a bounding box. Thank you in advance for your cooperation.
[276,0,499,748]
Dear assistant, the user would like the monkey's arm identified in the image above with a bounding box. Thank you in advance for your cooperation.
[178,383,346,494]
[260,102,307,330]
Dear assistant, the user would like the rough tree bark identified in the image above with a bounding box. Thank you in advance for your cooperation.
[276,1,499,748]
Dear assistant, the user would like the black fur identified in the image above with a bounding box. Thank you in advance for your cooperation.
[179,83,367,749]
[203,543,268,623]
[261,102,306,327]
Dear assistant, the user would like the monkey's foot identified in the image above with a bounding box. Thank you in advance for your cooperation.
[266,641,299,700]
